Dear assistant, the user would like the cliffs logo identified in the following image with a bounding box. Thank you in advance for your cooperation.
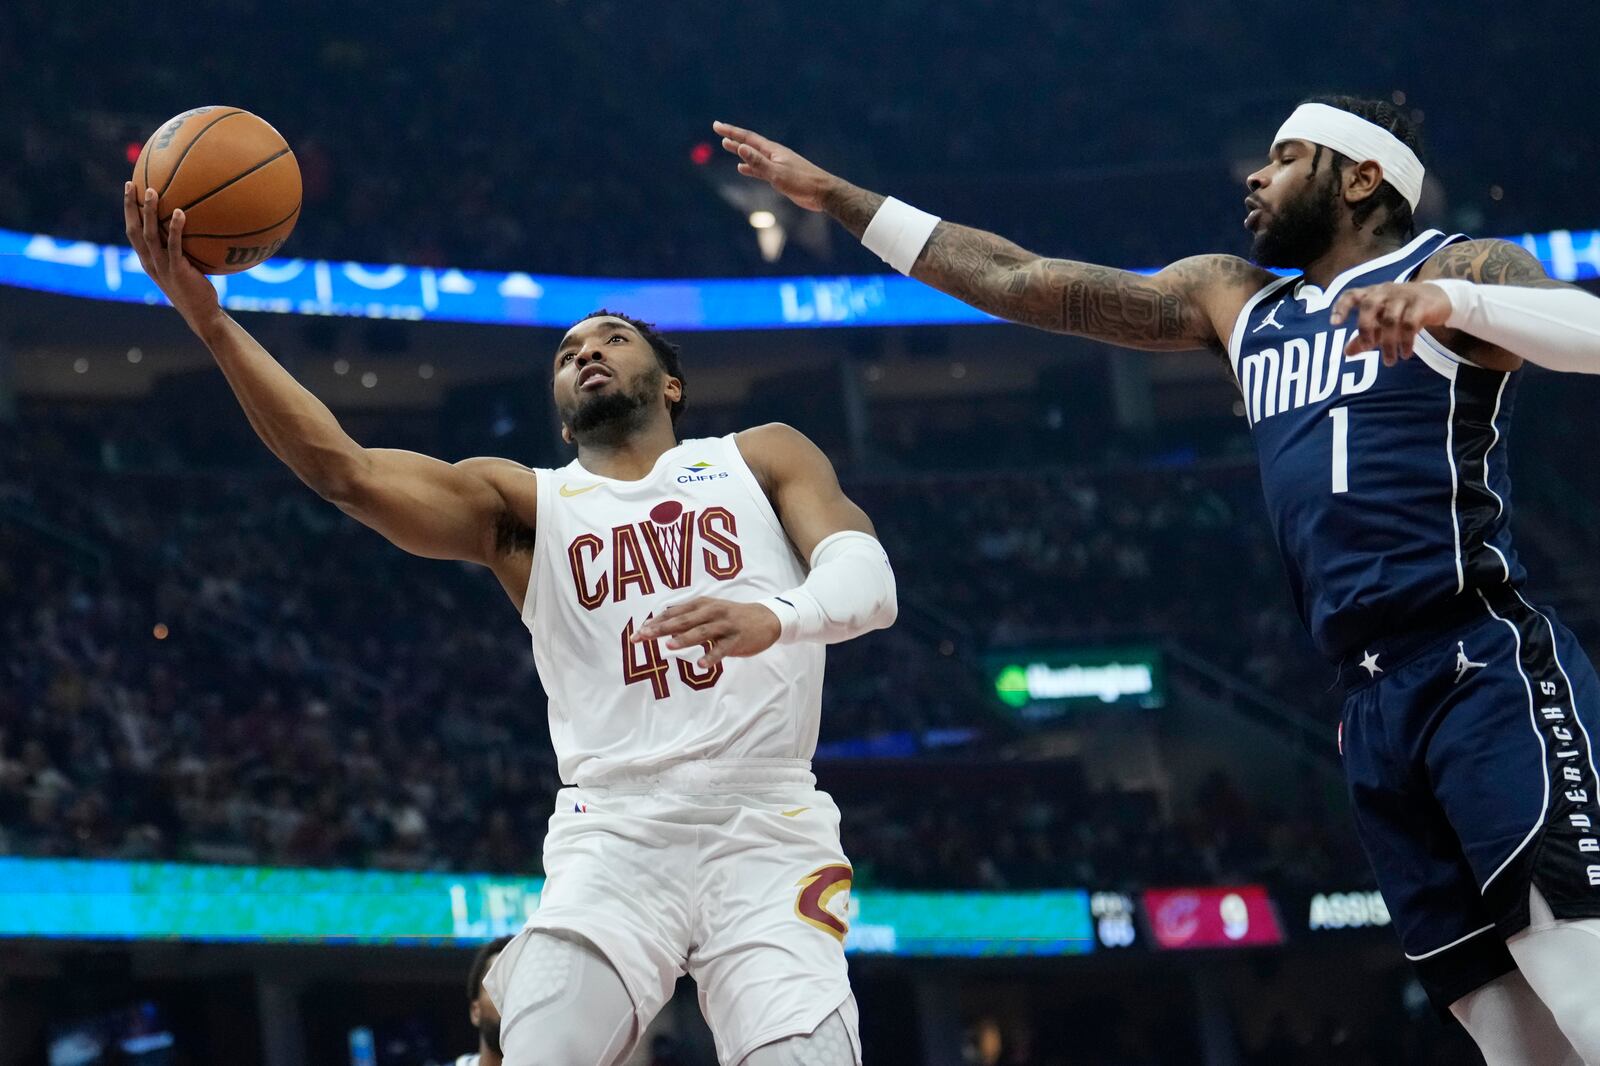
[678,460,730,485]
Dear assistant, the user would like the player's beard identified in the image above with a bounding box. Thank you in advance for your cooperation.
[1251,168,1340,270]
[478,1017,502,1058]
[564,365,665,446]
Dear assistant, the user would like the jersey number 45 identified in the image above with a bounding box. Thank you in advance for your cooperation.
[621,616,724,699]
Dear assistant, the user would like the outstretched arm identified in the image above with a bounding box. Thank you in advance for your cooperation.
[1333,239,1600,371]
[123,183,517,565]
[714,121,1269,352]
[635,424,896,668]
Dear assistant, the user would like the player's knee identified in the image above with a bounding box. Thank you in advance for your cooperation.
[1508,909,1600,1060]
[1450,970,1584,1066]
[502,1029,612,1066]
[1543,987,1600,1058]
[738,1008,856,1066]
[501,1007,634,1066]
[497,931,636,1066]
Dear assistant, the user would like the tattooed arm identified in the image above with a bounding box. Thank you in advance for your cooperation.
[1417,238,1574,291]
[828,180,1261,349]
[715,121,1273,352]
[1333,239,1597,371]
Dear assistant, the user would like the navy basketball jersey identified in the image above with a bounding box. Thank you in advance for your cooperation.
[1228,230,1526,660]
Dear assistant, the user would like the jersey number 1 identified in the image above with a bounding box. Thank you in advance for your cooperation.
[1328,406,1350,495]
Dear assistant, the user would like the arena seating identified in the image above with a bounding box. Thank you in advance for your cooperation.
[1,411,1370,887]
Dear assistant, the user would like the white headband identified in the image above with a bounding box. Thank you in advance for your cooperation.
[1274,103,1425,211]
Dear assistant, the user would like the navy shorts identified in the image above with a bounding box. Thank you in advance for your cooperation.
[1340,585,1600,1012]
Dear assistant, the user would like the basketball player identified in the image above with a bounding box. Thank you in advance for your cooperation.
[123,182,895,1065]
[460,936,512,1066]
[721,97,1600,1063]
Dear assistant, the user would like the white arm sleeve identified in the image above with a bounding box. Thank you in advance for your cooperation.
[758,530,897,645]
[1430,279,1600,373]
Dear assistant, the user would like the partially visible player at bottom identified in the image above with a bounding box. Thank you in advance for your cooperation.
[458,936,512,1066]
[124,179,889,1065]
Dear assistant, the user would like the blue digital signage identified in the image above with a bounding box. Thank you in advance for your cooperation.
[3,225,1594,331]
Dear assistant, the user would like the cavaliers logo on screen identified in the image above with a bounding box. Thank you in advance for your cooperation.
[794,864,853,942]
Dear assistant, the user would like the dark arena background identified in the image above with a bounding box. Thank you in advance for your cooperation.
[3,2,1600,1063]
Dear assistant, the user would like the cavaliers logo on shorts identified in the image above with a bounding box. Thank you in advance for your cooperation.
[794,864,853,942]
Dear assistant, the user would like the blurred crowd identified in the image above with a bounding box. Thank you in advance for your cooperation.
[852,464,1331,703]
[0,405,1370,890]
[4,0,1593,276]
[837,762,1360,892]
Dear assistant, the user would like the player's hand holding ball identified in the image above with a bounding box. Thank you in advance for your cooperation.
[635,598,783,670]
[124,184,221,335]
[1331,282,1455,366]
[123,106,301,335]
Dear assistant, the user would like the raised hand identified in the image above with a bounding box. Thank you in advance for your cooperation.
[123,182,221,333]
[713,120,838,213]
[633,596,783,670]
[1331,281,1454,366]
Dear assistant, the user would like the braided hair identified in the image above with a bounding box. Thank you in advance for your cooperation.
[1300,94,1424,239]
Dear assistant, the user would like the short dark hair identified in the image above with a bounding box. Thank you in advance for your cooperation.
[1299,94,1423,240]
[467,935,514,1001]
[580,308,687,424]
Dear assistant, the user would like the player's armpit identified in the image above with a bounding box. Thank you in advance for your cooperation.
[325,450,531,565]
[733,423,873,561]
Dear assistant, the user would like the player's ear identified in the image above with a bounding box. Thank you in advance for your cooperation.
[663,376,683,406]
[1345,158,1384,205]
[561,423,574,445]
[470,1001,482,1026]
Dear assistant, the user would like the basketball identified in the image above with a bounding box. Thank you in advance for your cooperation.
[131,106,301,275]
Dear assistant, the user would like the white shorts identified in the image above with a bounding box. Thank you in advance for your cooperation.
[508,768,861,1065]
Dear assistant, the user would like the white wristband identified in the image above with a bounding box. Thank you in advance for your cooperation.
[860,197,942,275]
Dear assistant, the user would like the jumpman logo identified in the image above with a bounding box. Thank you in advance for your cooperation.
[1454,641,1487,684]
[1251,300,1286,333]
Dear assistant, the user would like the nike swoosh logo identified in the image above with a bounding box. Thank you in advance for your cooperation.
[781,807,810,818]
[559,483,599,497]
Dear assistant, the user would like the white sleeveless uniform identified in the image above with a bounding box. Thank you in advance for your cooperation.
[523,433,823,787]
[484,435,861,1066]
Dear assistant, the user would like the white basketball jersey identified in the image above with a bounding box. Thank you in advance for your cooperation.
[522,434,823,785]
